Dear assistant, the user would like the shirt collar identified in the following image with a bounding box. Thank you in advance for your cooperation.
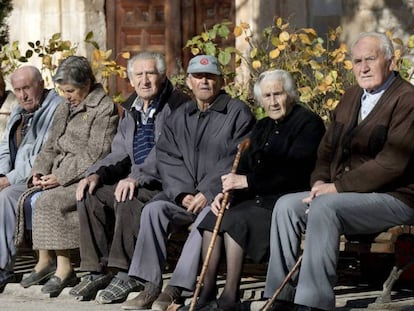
[188,91,229,115]
[363,71,396,96]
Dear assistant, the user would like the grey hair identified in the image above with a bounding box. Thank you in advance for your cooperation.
[253,69,299,103]
[127,51,166,80]
[53,56,96,87]
[351,32,394,61]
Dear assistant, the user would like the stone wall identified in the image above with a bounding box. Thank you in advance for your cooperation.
[5,0,414,86]
[7,0,106,85]
[342,0,414,44]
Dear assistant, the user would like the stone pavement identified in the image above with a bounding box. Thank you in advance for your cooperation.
[2,252,414,311]
[2,273,414,311]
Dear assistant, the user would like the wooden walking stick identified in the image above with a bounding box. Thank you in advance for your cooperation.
[189,138,251,311]
[261,255,303,311]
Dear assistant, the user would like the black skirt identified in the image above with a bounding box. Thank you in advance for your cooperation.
[198,197,274,263]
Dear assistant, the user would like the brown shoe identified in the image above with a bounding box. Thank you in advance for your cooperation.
[121,281,161,310]
[152,285,182,311]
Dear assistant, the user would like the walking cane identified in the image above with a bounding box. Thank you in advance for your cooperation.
[189,138,251,311]
[261,255,303,311]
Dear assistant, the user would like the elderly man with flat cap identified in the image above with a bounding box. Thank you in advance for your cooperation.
[120,55,255,310]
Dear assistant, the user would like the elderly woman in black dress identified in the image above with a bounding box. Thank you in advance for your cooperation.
[182,69,326,311]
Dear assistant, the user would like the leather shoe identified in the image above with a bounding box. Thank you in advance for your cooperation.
[41,271,78,297]
[20,264,56,288]
[177,300,215,311]
[296,305,325,311]
[263,300,296,311]
[121,281,160,310]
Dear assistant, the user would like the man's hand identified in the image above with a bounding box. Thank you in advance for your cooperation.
[302,181,337,204]
[76,174,100,201]
[114,177,138,202]
[186,192,208,214]
[181,194,195,209]
[221,173,248,192]
[0,176,10,190]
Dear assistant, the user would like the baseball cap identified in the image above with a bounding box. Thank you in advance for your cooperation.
[187,55,222,75]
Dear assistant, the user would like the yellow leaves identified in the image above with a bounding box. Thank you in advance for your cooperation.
[239,22,250,29]
[201,32,209,42]
[92,49,112,62]
[250,47,258,58]
[191,47,200,55]
[302,28,317,37]
[121,51,130,59]
[252,60,261,70]
[343,60,353,70]
[234,22,250,37]
[234,26,243,37]
[408,35,414,49]
[275,17,289,30]
[269,48,280,59]
[394,49,402,60]
[324,98,339,110]
[298,33,312,45]
[279,31,290,42]
[276,17,283,27]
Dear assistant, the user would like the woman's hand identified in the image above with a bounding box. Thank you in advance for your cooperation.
[211,192,229,216]
[38,174,59,190]
[221,173,248,192]
[32,174,43,187]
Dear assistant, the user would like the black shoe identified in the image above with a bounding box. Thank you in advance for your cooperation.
[20,264,56,288]
[0,270,16,293]
[177,300,215,311]
[296,305,324,311]
[41,271,78,297]
[263,300,296,311]
[217,300,242,311]
[69,273,112,301]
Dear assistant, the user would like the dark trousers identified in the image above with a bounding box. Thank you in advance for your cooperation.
[77,183,160,273]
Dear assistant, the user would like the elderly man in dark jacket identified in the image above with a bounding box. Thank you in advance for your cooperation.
[121,55,255,311]
[263,32,414,311]
[71,51,190,303]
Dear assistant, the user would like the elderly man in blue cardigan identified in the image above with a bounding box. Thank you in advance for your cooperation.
[0,66,61,293]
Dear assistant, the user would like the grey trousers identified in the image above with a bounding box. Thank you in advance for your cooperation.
[128,199,210,290]
[0,183,27,271]
[264,191,414,311]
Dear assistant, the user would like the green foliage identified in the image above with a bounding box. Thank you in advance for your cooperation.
[184,22,240,90]
[182,17,414,123]
[0,31,128,101]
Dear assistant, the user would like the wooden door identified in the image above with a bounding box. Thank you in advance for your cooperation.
[106,0,235,98]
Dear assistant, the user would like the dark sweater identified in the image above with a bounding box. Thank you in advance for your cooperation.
[311,74,414,208]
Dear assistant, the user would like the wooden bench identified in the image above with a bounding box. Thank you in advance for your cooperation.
[345,225,414,304]
[301,225,414,304]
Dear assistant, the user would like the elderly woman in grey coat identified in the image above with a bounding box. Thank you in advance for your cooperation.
[19,56,119,297]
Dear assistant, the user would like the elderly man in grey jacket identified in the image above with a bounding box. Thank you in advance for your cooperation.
[0,66,61,292]
[70,51,190,304]
[122,55,255,311]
